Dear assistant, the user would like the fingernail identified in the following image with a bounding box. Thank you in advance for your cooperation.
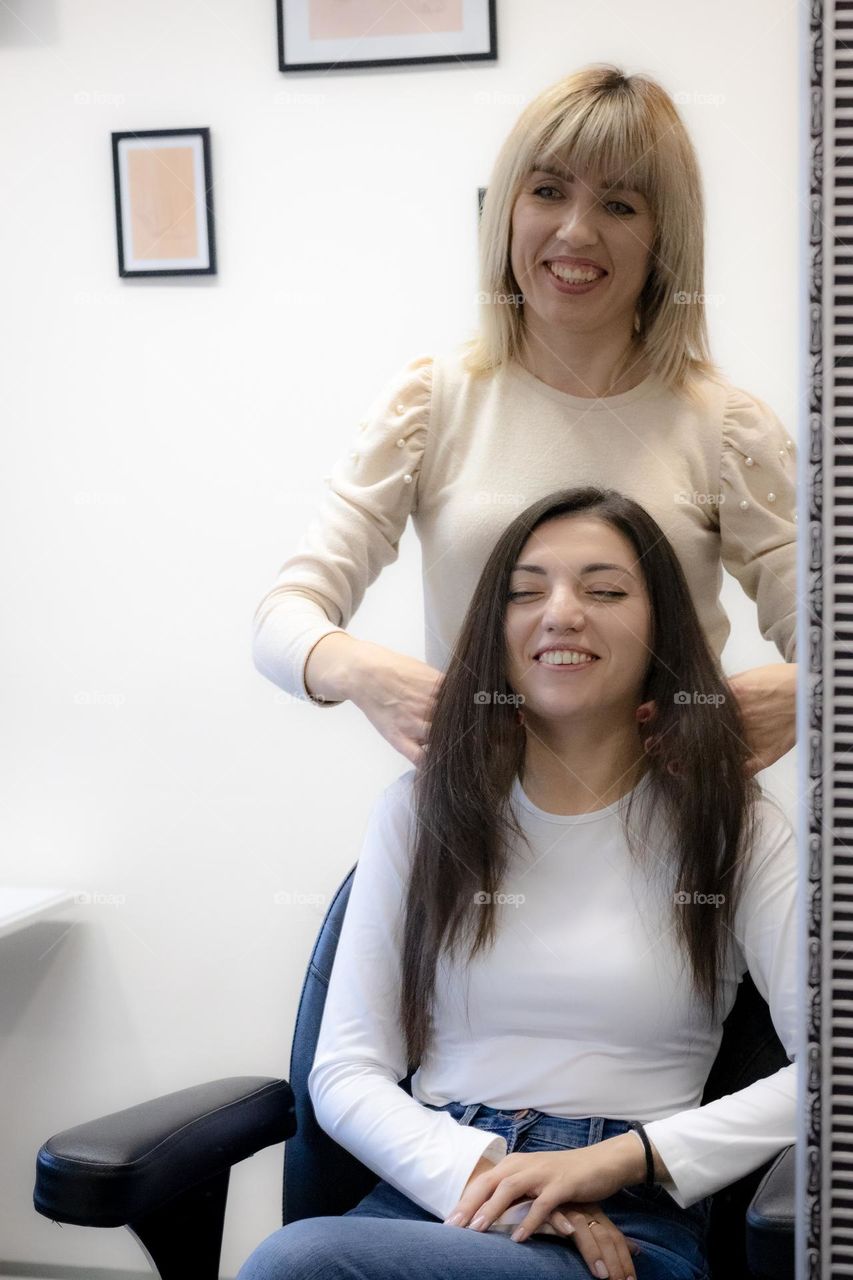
[443,1211,464,1227]
[556,1212,574,1233]
[595,1262,609,1279]
[511,1227,526,1242]
[469,1214,486,1230]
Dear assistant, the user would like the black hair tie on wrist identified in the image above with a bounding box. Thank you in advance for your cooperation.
[626,1121,655,1187]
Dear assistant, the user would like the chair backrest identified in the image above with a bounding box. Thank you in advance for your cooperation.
[284,863,790,1256]
[699,956,791,1277]
[284,868,387,1224]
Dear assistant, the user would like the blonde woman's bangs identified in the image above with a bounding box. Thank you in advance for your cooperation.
[527,97,669,215]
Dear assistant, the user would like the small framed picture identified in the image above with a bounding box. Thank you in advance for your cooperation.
[111,128,216,277]
[277,0,497,72]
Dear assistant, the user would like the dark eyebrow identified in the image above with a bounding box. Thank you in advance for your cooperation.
[529,163,638,195]
[511,561,637,579]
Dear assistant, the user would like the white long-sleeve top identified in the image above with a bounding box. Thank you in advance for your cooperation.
[253,347,798,706]
[307,768,798,1222]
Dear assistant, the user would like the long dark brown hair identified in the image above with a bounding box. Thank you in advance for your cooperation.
[400,486,760,1070]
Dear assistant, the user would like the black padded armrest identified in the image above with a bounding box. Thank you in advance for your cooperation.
[745,1143,795,1280]
[34,1075,295,1227]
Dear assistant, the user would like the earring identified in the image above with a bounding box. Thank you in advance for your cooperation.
[635,700,656,725]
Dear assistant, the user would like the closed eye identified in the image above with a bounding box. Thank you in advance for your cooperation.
[507,590,627,600]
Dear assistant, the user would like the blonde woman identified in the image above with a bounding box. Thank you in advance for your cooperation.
[253,63,797,776]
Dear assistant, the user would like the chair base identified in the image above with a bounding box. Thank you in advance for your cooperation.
[127,1168,229,1280]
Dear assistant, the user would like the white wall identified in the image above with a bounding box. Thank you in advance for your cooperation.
[0,1,800,1274]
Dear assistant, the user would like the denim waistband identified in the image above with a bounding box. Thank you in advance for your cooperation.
[421,1100,640,1152]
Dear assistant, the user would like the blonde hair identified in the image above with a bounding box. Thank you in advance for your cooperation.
[462,64,726,404]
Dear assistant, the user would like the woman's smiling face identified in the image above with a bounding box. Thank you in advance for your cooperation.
[509,156,656,340]
[504,514,652,723]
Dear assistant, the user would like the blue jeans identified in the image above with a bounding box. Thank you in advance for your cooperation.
[236,1103,712,1279]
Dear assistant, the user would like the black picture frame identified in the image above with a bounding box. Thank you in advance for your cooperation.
[277,0,497,73]
[111,127,216,278]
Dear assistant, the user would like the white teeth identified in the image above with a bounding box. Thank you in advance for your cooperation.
[537,650,596,665]
[547,262,604,284]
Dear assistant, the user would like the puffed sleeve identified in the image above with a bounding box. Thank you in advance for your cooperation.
[252,355,433,705]
[718,387,798,662]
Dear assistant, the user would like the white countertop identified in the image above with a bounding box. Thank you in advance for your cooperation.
[0,887,77,940]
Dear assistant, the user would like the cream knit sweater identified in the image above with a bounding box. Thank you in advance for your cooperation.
[252,347,798,702]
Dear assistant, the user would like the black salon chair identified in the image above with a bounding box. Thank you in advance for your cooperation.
[34,866,795,1280]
